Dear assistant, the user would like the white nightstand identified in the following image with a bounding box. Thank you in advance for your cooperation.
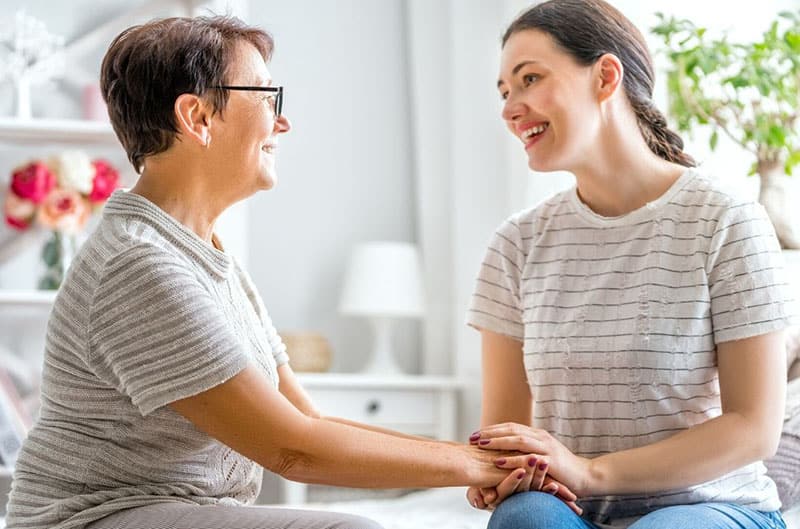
[280,373,462,504]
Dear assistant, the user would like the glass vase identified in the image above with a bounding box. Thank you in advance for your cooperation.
[39,231,76,290]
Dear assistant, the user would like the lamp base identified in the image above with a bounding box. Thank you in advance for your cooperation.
[362,317,403,374]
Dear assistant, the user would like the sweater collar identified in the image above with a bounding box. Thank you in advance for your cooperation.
[103,190,232,279]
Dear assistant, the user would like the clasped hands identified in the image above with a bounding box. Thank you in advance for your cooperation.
[467,422,588,515]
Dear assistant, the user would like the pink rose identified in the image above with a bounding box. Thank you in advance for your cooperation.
[88,159,119,203]
[37,189,91,234]
[4,192,36,230]
[10,161,56,204]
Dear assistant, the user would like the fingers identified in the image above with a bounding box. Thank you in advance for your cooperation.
[493,454,544,474]
[481,487,497,505]
[474,435,547,453]
[489,467,527,508]
[531,459,548,491]
[565,500,584,516]
[466,486,488,510]
[543,477,577,502]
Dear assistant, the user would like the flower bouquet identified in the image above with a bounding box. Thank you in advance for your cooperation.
[3,151,119,289]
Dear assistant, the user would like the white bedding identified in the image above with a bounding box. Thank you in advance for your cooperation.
[290,487,800,529]
[289,487,490,529]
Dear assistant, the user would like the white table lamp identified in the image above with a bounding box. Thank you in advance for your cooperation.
[339,241,425,374]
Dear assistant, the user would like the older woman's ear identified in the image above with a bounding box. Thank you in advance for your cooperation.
[173,93,213,147]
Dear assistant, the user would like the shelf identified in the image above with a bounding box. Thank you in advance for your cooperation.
[0,117,117,144]
[0,290,57,307]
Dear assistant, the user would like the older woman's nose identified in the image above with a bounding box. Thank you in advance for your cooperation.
[275,114,291,133]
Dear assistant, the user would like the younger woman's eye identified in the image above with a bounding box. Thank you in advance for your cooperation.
[499,91,509,101]
[522,73,540,85]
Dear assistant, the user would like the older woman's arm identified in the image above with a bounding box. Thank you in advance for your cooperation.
[170,363,508,490]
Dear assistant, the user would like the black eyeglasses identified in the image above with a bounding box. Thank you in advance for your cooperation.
[213,85,283,117]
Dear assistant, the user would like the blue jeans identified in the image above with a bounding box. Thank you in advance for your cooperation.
[487,492,786,529]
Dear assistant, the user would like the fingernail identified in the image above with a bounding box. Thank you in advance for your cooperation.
[479,439,491,445]
[527,457,537,467]
[472,499,478,508]
[495,458,506,466]
[516,470,525,479]
[538,462,548,471]
[469,433,481,441]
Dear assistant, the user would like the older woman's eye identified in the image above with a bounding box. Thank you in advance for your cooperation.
[499,90,509,101]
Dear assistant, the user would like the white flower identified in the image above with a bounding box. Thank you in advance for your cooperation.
[49,151,94,194]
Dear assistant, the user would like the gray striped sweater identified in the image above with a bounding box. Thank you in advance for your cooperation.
[6,191,289,529]
[467,169,796,527]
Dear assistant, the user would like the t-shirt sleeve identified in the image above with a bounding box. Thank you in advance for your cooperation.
[87,244,250,416]
[707,201,797,344]
[466,216,526,341]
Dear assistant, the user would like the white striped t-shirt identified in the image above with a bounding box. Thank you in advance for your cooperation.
[467,169,796,526]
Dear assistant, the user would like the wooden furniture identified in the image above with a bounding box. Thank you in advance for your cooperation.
[280,373,462,504]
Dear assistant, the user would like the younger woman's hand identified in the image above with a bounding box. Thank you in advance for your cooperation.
[466,465,582,514]
[471,423,592,496]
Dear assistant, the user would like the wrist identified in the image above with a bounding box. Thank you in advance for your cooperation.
[583,456,608,496]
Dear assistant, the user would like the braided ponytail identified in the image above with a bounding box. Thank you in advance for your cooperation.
[633,100,696,168]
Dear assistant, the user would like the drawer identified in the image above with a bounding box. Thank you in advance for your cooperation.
[307,388,438,425]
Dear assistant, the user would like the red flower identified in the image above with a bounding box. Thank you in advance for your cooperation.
[10,161,55,204]
[88,160,119,203]
[4,192,36,230]
[37,189,90,235]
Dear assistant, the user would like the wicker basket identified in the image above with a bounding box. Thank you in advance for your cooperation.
[280,332,332,372]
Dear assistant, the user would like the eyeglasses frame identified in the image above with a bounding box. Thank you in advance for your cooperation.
[213,85,283,117]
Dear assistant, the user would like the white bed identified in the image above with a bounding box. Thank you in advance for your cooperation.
[291,487,800,529]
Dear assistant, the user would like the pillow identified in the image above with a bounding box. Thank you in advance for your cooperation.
[766,378,800,511]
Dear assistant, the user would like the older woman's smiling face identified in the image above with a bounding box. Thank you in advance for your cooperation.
[212,41,291,193]
[498,29,601,174]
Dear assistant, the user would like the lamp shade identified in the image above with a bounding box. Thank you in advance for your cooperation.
[339,241,425,318]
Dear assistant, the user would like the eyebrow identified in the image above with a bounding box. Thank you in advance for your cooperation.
[497,60,541,88]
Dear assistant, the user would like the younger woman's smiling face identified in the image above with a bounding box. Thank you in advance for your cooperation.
[498,29,604,174]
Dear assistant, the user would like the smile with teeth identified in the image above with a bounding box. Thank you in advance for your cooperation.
[520,123,549,142]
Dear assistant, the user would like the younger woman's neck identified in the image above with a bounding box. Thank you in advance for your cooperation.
[571,128,687,218]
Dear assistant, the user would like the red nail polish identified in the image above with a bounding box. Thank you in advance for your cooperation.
[538,462,548,471]
[479,439,491,446]
[469,433,481,441]
[495,458,506,466]
[528,457,537,467]
[516,471,525,479]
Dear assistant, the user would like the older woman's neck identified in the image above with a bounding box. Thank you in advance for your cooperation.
[132,157,230,244]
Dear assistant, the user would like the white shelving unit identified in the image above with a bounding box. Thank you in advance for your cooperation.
[0,290,57,308]
[0,117,116,145]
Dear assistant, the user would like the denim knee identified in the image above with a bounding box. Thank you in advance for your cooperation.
[488,491,586,529]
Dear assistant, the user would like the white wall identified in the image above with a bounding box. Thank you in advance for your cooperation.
[246,0,421,373]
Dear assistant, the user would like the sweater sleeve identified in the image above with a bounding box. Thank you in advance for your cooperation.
[87,243,250,416]
[706,201,797,344]
[466,215,526,341]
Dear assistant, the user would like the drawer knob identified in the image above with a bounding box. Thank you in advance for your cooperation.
[366,400,381,414]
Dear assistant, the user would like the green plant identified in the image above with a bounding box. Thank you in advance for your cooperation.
[652,11,800,248]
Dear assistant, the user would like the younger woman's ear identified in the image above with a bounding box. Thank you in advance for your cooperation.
[595,53,624,102]
[174,93,213,146]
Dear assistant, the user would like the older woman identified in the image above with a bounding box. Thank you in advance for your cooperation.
[4,15,578,529]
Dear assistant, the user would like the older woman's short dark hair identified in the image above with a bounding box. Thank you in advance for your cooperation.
[100,16,273,172]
